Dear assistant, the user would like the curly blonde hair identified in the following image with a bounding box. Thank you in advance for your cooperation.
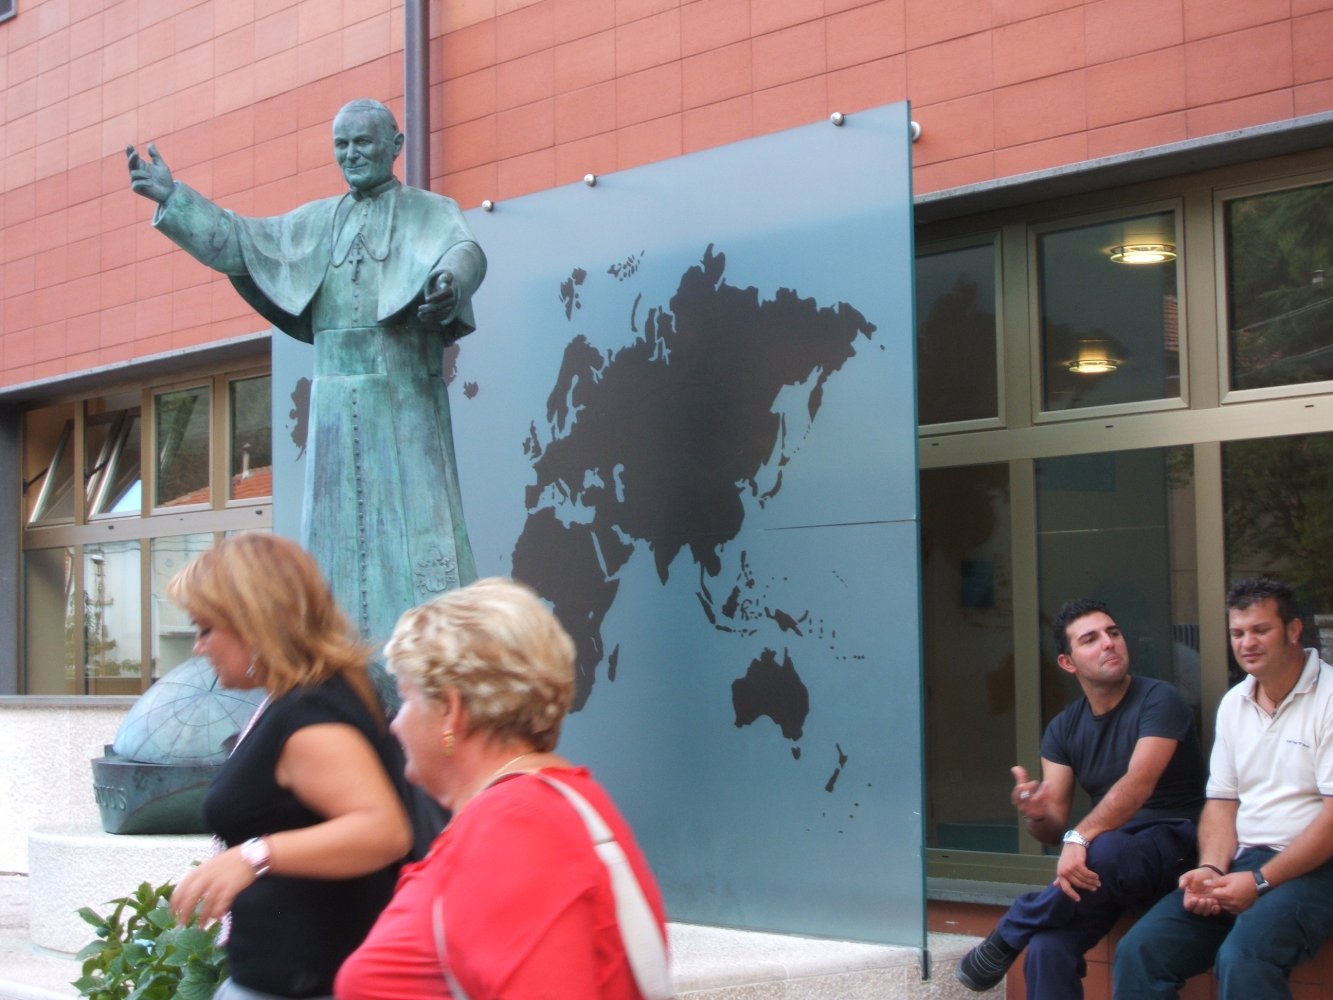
[384,578,574,751]
[167,533,379,716]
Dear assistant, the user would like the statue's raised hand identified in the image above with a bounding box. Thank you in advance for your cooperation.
[126,144,175,205]
[418,267,460,326]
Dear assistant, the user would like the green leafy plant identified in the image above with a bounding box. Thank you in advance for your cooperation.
[72,880,227,1000]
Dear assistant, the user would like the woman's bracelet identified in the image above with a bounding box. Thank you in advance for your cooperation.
[1199,863,1224,876]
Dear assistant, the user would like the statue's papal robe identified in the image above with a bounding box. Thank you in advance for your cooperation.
[155,180,486,646]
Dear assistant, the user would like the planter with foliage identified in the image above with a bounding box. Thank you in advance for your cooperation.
[73,880,227,1000]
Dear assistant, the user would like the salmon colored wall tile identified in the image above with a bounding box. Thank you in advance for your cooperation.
[616,62,682,125]
[66,315,101,356]
[994,0,1086,24]
[1183,0,1290,41]
[1185,22,1292,106]
[33,207,68,254]
[99,3,136,47]
[254,8,300,62]
[69,88,104,133]
[497,48,554,110]
[905,0,992,49]
[1086,46,1186,127]
[37,32,71,76]
[342,14,394,70]
[70,16,105,61]
[753,75,828,134]
[616,8,680,76]
[441,115,500,173]
[682,94,754,154]
[993,68,1087,147]
[4,186,37,227]
[175,6,216,52]
[911,91,995,164]
[555,81,616,142]
[913,150,996,193]
[683,41,752,110]
[993,8,1086,87]
[616,112,683,169]
[753,0,826,35]
[69,51,104,98]
[31,359,69,381]
[616,0,678,27]
[1295,79,1333,116]
[295,124,330,174]
[680,0,751,57]
[134,258,172,301]
[554,129,617,184]
[995,130,1088,175]
[752,20,827,92]
[826,0,889,11]
[496,145,556,199]
[136,292,175,340]
[440,20,497,80]
[1187,89,1295,138]
[443,66,498,123]
[827,1,906,72]
[554,30,615,93]
[346,0,393,21]
[67,236,102,281]
[553,0,615,45]
[1087,111,1187,158]
[496,98,554,158]
[497,0,554,62]
[299,0,345,44]
[339,57,397,105]
[33,247,64,289]
[171,285,214,331]
[906,33,993,106]
[1294,10,1333,85]
[828,54,907,111]
[216,0,258,35]
[439,0,498,35]
[298,35,344,84]
[6,259,36,300]
[438,161,498,210]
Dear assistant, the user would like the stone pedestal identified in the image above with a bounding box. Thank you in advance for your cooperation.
[27,825,211,954]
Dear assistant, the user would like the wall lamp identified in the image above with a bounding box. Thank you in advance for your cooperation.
[1109,243,1176,264]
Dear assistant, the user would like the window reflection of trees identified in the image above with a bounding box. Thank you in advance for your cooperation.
[1226,182,1333,390]
[1224,433,1333,665]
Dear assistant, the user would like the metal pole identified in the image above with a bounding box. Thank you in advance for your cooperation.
[403,0,430,189]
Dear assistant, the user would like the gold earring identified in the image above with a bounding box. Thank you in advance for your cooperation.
[440,729,456,756]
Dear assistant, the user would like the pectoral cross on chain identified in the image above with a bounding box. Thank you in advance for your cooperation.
[349,236,365,284]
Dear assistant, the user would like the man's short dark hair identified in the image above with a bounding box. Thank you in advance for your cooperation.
[1226,577,1299,626]
[1052,598,1113,656]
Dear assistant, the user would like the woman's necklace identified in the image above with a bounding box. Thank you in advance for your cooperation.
[483,750,537,788]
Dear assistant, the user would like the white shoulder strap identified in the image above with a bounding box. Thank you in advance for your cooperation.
[532,774,674,1000]
[432,774,674,1000]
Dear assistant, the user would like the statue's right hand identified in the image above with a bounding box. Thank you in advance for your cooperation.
[126,143,175,205]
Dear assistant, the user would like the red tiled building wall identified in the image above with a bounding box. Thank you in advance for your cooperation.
[2,0,1332,388]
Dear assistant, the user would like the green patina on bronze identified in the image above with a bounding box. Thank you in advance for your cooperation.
[129,98,485,648]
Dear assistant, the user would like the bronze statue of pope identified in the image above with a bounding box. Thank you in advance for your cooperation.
[129,99,486,647]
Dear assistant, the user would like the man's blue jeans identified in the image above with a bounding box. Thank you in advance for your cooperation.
[993,819,1195,1000]
[1113,848,1333,998]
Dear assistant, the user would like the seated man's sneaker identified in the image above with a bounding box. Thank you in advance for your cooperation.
[956,929,1020,992]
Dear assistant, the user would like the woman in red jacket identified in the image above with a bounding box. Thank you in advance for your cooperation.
[336,577,669,1000]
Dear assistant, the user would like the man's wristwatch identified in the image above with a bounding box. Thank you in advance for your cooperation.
[1061,829,1092,848]
[240,837,272,878]
[1253,869,1274,896]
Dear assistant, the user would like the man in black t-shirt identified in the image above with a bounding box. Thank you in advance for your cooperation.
[956,598,1205,998]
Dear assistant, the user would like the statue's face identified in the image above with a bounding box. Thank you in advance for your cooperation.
[333,108,403,192]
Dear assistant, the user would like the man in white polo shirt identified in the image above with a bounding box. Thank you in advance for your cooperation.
[1114,577,1333,999]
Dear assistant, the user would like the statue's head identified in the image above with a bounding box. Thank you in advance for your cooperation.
[333,99,405,193]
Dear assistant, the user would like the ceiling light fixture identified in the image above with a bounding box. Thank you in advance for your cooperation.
[1109,243,1176,265]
